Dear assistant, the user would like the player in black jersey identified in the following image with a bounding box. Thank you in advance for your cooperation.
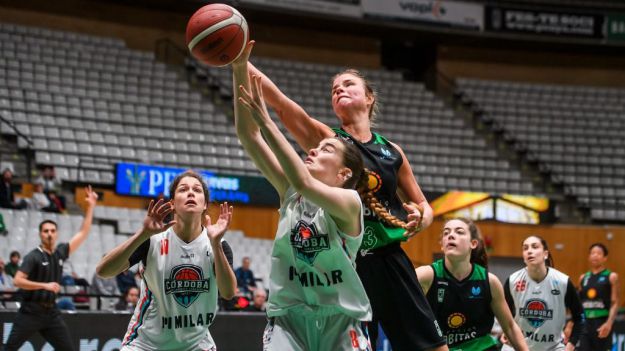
[242,42,446,350]
[4,186,98,351]
[577,243,619,351]
[416,218,528,351]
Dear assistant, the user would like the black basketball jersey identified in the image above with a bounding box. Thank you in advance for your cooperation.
[580,269,612,319]
[333,128,406,250]
[425,259,497,350]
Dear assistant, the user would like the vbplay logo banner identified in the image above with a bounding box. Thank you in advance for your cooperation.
[115,162,278,206]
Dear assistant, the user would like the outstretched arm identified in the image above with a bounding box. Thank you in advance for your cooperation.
[490,274,529,351]
[233,42,289,199]
[247,62,333,151]
[392,142,433,237]
[69,185,99,255]
[205,203,236,299]
[239,76,361,236]
[97,199,175,278]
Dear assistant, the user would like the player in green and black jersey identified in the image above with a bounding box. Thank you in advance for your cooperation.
[245,45,446,350]
[578,243,619,351]
[416,218,528,351]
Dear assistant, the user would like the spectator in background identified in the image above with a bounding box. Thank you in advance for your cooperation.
[243,288,267,312]
[0,259,15,302]
[30,182,59,213]
[115,286,140,312]
[5,251,20,278]
[0,169,27,209]
[234,256,256,296]
[60,259,89,288]
[35,166,62,194]
[90,262,121,311]
[35,166,65,212]
[116,268,137,294]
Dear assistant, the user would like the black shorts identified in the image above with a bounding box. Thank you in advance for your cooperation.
[356,243,446,351]
[578,317,613,351]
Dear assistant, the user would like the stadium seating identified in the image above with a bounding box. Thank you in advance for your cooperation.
[0,207,273,287]
[0,21,538,196]
[456,77,625,222]
[0,22,254,183]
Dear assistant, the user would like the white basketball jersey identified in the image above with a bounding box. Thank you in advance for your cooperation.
[123,228,218,351]
[267,187,372,321]
[506,267,570,351]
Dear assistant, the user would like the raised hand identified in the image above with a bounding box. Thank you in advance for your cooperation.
[402,202,424,239]
[84,185,99,208]
[205,202,233,244]
[142,198,176,237]
[232,40,255,67]
[238,75,271,125]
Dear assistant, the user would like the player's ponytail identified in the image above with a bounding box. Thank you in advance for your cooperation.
[356,173,408,229]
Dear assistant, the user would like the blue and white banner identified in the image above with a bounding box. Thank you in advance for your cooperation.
[115,163,278,206]
[362,0,484,30]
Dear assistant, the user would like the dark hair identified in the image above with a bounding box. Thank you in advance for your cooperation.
[444,218,488,268]
[332,69,379,123]
[525,235,554,267]
[168,170,210,208]
[9,251,20,258]
[589,242,608,256]
[338,138,365,190]
[38,220,57,233]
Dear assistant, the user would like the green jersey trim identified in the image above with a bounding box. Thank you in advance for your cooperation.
[432,260,487,281]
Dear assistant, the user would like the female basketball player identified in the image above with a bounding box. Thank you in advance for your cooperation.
[240,41,444,350]
[502,235,586,351]
[96,171,236,351]
[577,243,619,351]
[233,47,372,351]
[415,218,528,351]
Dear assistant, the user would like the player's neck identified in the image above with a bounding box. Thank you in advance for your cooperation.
[444,257,472,281]
[39,243,54,254]
[590,265,605,274]
[341,118,372,143]
[172,217,203,243]
[527,265,548,283]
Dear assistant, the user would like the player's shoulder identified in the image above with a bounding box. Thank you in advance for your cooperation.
[508,268,527,282]
[547,267,569,283]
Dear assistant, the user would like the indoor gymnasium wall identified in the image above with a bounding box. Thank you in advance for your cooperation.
[0,0,380,67]
[438,45,625,87]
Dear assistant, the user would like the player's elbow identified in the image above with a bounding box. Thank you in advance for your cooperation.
[96,262,116,279]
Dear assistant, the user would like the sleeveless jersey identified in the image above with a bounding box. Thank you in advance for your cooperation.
[123,228,219,350]
[333,128,406,251]
[266,186,372,321]
[580,269,612,319]
[506,268,570,351]
[425,260,497,350]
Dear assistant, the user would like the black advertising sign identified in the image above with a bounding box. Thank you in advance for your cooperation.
[486,6,604,39]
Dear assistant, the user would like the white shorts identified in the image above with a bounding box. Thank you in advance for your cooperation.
[263,311,370,351]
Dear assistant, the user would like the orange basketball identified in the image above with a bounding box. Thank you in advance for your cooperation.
[186,3,248,67]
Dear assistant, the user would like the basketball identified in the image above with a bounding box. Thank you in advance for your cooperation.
[185,3,248,67]
[175,268,200,281]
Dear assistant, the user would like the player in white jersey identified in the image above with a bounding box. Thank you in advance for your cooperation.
[96,171,236,351]
[502,236,586,351]
[234,43,372,351]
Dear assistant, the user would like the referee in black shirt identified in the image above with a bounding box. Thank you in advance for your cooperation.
[4,186,98,351]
